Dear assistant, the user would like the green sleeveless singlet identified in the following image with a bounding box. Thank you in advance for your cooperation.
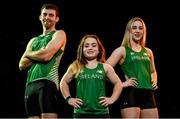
[74,62,109,114]
[26,31,63,89]
[121,46,153,89]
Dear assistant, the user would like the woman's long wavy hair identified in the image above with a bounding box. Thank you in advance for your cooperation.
[121,17,147,48]
[70,34,106,77]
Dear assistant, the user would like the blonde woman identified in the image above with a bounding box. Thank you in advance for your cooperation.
[106,17,159,118]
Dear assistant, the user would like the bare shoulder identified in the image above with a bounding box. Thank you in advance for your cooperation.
[145,47,153,53]
[113,46,126,58]
[26,37,37,47]
[54,30,66,42]
[103,63,114,72]
[114,46,125,53]
[145,47,154,57]
[68,64,74,72]
[64,64,74,76]
[55,30,66,36]
[119,46,126,53]
[30,37,37,42]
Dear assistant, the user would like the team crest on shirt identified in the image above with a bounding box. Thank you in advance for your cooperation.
[143,53,148,56]
[130,52,134,55]
[96,70,103,74]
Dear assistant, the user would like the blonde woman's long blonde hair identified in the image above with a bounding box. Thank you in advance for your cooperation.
[70,34,106,78]
[121,17,147,48]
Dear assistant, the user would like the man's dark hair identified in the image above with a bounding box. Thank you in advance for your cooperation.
[41,3,59,17]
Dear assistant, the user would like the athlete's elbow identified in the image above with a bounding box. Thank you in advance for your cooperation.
[42,54,53,62]
[19,64,25,71]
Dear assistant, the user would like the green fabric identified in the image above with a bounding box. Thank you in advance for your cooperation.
[121,46,153,89]
[26,31,62,86]
[74,63,109,114]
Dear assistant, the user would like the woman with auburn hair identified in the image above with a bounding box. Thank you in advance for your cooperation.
[60,34,123,118]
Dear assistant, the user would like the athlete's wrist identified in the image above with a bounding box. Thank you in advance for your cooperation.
[65,95,72,103]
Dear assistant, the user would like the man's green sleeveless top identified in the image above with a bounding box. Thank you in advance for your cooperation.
[74,62,109,114]
[121,46,153,89]
[26,31,63,89]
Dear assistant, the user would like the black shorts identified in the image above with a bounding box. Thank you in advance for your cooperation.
[24,79,59,117]
[121,87,157,109]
